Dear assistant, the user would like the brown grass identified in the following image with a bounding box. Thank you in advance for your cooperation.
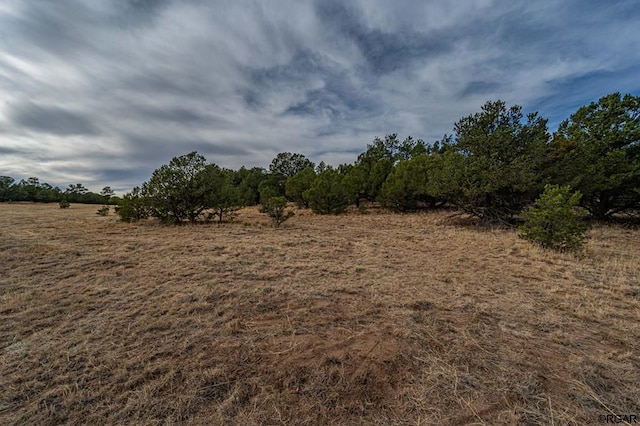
[1,203,638,425]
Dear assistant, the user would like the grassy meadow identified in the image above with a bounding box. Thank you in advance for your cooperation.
[1,203,638,425]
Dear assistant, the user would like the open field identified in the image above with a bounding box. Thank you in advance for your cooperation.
[1,203,639,425]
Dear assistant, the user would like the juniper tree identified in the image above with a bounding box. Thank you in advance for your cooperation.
[428,100,549,225]
[550,93,640,219]
[519,184,587,252]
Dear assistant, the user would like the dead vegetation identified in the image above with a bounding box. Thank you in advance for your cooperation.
[1,203,638,425]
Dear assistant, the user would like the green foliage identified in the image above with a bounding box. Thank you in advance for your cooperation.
[315,161,327,174]
[551,93,640,219]
[2,178,63,203]
[379,155,441,211]
[348,135,399,204]
[96,205,109,216]
[116,154,256,225]
[429,100,549,225]
[142,152,208,223]
[100,186,115,198]
[59,199,70,209]
[519,184,587,252]
[199,165,244,223]
[64,183,89,203]
[0,175,15,188]
[269,152,315,178]
[236,167,266,206]
[262,196,295,227]
[116,187,150,222]
[0,176,113,205]
[285,167,316,208]
[346,134,427,206]
[303,168,351,214]
[397,135,429,160]
[258,172,287,205]
[0,176,15,202]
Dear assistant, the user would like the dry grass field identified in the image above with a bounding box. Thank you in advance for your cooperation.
[1,203,638,425]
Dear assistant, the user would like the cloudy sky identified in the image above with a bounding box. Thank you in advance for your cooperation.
[1,0,639,193]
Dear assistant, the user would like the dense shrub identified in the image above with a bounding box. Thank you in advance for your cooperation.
[345,134,405,206]
[200,165,244,223]
[303,168,351,214]
[235,166,266,206]
[116,187,150,223]
[379,155,442,211]
[258,172,287,203]
[285,167,316,208]
[59,199,70,209]
[519,184,587,252]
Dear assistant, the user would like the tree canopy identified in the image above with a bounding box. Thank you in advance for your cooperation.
[269,152,315,178]
[428,100,549,224]
[142,151,208,223]
[551,92,640,218]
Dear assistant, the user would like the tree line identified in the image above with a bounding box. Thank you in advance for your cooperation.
[5,92,636,226]
[118,92,639,226]
[0,177,117,205]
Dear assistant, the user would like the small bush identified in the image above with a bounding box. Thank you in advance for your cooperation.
[59,199,70,209]
[116,188,150,223]
[262,196,294,228]
[96,205,109,216]
[519,184,587,252]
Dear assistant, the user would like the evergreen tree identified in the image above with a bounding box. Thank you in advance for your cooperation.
[551,92,640,219]
[520,184,587,252]
[303,168,351,214]
[285,167,316,208]
[199,165,244,223]
[428,100,549,225]
[379,155,441,211]
[142,152,208,223]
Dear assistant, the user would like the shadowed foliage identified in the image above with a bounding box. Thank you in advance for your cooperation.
[550,92,640,219]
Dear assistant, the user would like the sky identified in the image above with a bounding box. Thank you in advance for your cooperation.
[1,0,639,193]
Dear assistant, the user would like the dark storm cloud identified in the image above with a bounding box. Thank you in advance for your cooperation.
[97,167,152,191]
[314,1,455,75]
[132,104,224,126]
[124,134,250,164]
[243,50,330,107]
[9,102,99,136]
[123,71,218,101]
[245,49,377,123]
[3,2,92,56]
[123,0,172,18]
[190,141,251,158]
[0,146,20,155]
[459,81,503,98]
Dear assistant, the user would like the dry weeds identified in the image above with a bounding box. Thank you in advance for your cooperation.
[1,203,638,425]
